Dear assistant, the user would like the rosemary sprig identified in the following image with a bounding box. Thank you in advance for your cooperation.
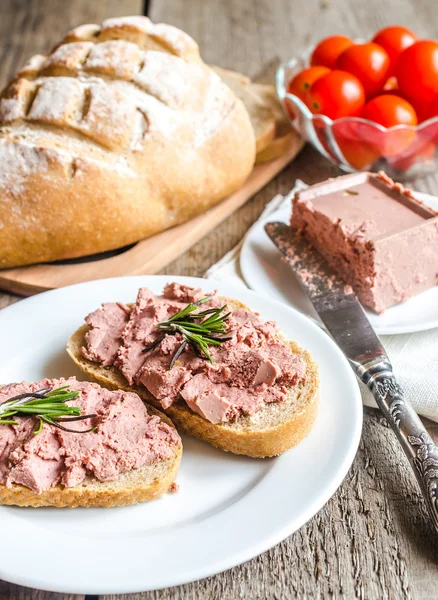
[0,385,97,435]
[142,297,232,367]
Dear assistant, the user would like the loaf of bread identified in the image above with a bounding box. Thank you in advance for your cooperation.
[0,16,256,268]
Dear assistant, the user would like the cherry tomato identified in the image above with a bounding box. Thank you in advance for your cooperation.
[337,137,379,169]
[362,94,418,127]
[287,66,331,105]
[361,94,417,155]
[310,35,353,69]
[424,95,438,121]
[333,121,379,169]
[336,43,390,97]
[387,89,430,122]
[309,70,366,119]
[409,98,431,123]
[372,26,417,76]
[396,40,438,104]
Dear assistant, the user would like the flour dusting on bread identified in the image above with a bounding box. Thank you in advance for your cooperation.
[0,16,255,267]
[0,141,58,198]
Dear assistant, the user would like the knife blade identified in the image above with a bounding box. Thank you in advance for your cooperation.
[264,221,386,370]
[265,220,438,533]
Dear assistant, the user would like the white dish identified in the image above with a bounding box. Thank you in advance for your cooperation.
[0,275,362,595]
[240,191,438,335]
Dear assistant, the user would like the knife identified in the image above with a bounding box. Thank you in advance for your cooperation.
[265,221,438,533]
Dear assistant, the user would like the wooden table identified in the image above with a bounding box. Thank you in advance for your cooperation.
[1,1,437,598]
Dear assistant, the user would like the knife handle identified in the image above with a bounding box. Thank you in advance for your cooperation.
[359,360,438,533]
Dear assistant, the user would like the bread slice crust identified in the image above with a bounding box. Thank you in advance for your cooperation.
[67,298,320,458]
[0,396,182,508]
[212,65,276,153]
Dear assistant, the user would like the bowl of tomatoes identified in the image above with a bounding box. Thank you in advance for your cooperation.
[277,27,438,179]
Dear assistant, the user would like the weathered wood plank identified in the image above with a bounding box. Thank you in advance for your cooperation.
[0,294,19,309]
[0,582,81,600]
[0,0,141,87]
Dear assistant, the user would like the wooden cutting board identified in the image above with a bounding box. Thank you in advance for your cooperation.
[0,133,303,296]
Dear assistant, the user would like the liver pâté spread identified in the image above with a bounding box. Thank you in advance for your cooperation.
[0,377,180,494]
[81,283,306,424]
[291,171,438,313]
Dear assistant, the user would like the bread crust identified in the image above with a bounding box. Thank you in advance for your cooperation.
[212,65,276,153]
[255,132,297,164]
[212,66,300,164]
[0,449,181,508]
[0,17,256,268]
[67,298,320,458]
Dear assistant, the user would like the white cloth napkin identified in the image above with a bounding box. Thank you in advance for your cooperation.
[205,182,438,422]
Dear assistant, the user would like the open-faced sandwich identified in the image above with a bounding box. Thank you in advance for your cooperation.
[0,377,182,507]
[68,283,319,458]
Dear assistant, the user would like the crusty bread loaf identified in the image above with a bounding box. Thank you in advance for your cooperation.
[0,397,182,508]
[0,16,256,268]
[67,298,320,458]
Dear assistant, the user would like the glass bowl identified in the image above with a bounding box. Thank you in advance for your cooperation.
[276,54,438,180]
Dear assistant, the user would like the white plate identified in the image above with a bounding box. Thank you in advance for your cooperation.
[241,192,438,335]
[0,276,362,595]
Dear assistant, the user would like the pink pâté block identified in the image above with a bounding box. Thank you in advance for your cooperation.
[290,171,438,313]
